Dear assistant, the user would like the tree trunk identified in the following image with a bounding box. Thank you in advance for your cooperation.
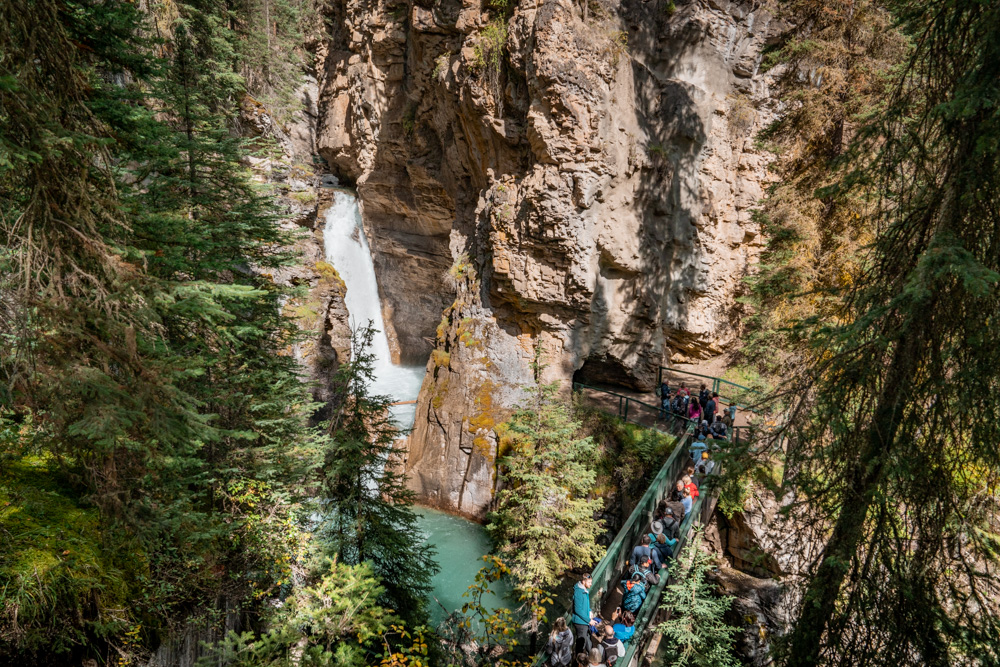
[785,331,921,665]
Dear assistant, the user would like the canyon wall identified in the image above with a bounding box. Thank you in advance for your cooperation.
[315,0,784,516]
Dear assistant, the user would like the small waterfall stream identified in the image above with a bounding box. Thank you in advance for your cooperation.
[321,189,513,626]
[323,190,426,426]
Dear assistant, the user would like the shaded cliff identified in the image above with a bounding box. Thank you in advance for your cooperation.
[315,0,784,516]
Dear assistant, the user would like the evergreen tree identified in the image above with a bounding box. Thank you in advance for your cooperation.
[1,0,319,659]
[319,324,438,628]
[656,533,739,667]
[195,560,430,667]
[768,0,1000,664]
[487,355,604,647]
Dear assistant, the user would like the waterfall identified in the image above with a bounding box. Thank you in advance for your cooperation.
[323,189,427,428]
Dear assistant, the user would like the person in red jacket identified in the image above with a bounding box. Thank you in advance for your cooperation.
[682,474,699,499]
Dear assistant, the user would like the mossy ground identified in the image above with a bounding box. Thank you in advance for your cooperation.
[0,452,141,656]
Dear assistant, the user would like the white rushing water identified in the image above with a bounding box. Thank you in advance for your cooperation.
[323,189,427,428]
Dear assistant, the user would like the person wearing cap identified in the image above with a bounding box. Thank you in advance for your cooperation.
[658,507,680,540]
[648,521,676,562]
[697,450,716,475]
[572,572,597,653]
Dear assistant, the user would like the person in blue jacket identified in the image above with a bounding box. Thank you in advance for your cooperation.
[572,572,597,653]
[611,609,636,644]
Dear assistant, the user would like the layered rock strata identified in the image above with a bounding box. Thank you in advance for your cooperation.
[316,0,784,515]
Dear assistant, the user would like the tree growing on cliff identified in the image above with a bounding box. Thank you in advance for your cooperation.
[487,353,604,647]
[319,324,438,628]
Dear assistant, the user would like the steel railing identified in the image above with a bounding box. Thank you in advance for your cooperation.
[531,425,691,667]
[529,379,744,667]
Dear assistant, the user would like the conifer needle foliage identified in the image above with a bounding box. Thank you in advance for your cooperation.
[771,1,1000,664]
[319,324,439,629]
[1,0,317,661]
[657,532,739,667]
[488,355,605,645]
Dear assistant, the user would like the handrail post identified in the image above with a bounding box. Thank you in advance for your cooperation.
[618,395,623,417]
[623,397,630,422]
[657,366,662,389]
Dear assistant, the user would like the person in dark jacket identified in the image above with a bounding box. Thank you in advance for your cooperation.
[629,535,661,569]
[597,623,624,665]
[704,392,718,426]
[710,415,728,441]
[546,617,575,667]
[698,384,710,409]
[670,479,685,502]
[572,573,596,653]
[648,528,676,562]
[657,508,680,540]
[631,557,660,591]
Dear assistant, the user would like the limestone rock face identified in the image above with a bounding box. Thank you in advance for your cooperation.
[271,191,354,423]
[316,0,784,515]
[713,489,821,664]
[241,79,354,422]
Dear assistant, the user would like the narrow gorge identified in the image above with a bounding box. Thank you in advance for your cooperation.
[8,0,994,663]
[306,0,783,517]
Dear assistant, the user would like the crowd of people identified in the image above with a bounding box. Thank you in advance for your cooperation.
[659,381,737,445]
[547,443,715,667]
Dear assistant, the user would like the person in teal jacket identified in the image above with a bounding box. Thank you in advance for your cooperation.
[572,572,596,653]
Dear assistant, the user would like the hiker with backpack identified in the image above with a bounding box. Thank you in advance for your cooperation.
[656,507,680,540]
[630,534,663,570]
[704,392,718,426]
[697,451,716,476]
[710,415,728,440]
[546,617,574,667]
[690,433,709,461]
[649,521,677,561]
[597,623,624,666]
[620,557,660,613]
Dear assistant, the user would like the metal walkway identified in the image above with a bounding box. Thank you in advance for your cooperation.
[533,373,753,667]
